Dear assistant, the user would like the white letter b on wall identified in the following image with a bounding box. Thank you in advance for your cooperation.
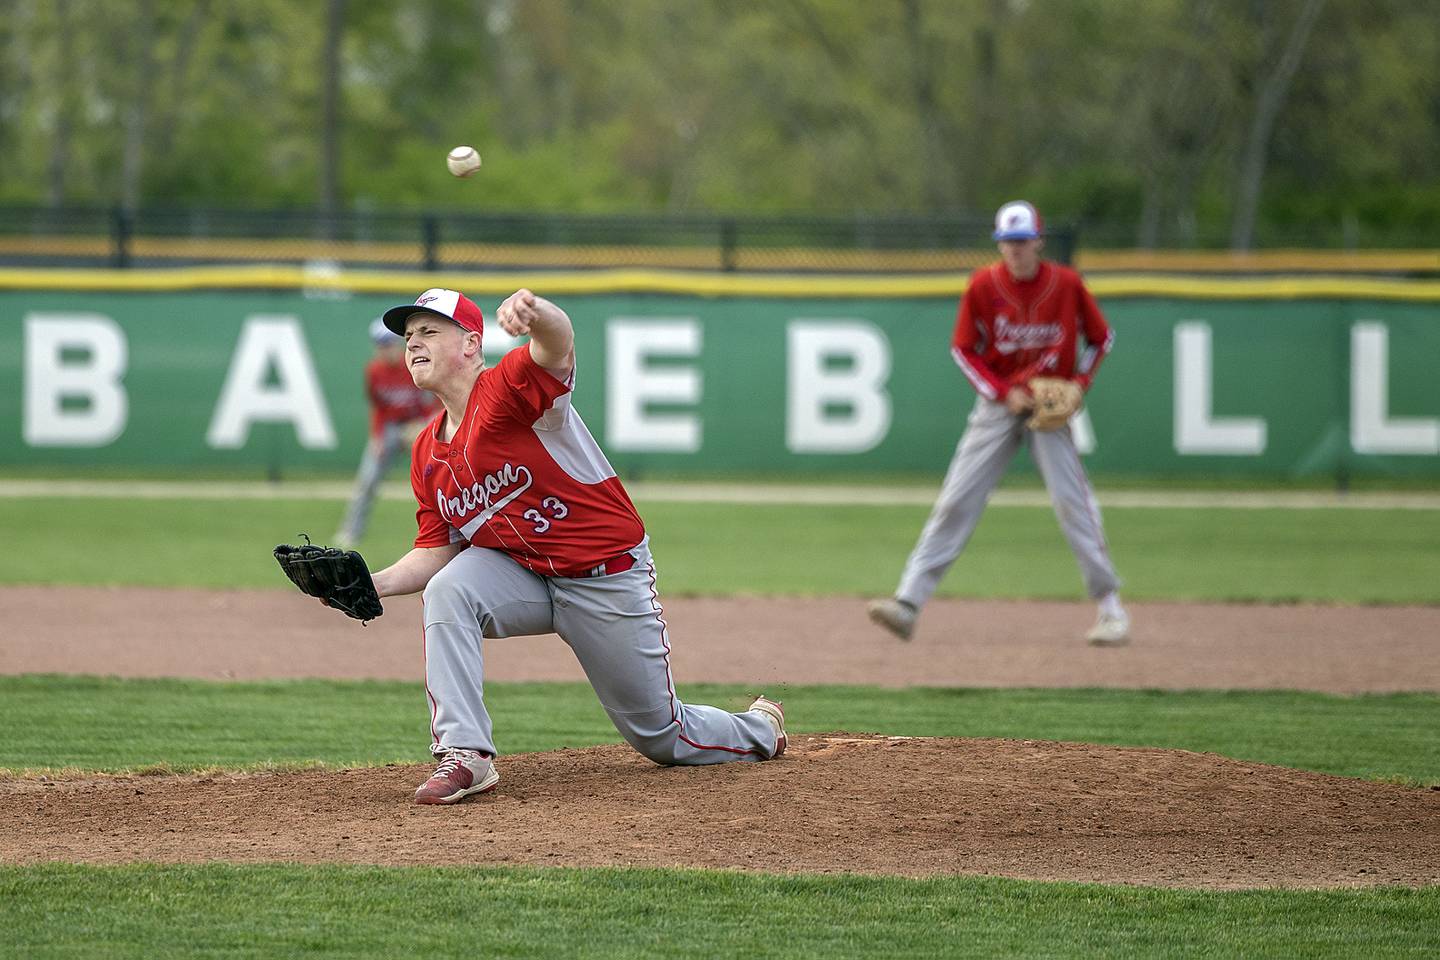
[787,321,892,453]
[24,313,129,447]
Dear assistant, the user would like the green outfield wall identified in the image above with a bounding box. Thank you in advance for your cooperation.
[1,271,1437,479]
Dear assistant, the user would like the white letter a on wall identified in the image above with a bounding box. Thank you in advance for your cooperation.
[207,316,337,449]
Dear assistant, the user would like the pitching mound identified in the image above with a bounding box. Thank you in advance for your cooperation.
[5,735,1437,889]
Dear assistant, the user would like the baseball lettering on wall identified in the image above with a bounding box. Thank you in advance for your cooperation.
[605,318,703,453]
[23,314,128,447]
[1350,323,1440,455]
[206,316,336,450]
[2,291,1437,479]
[786,320,891,454]
[1172,322,1267,456]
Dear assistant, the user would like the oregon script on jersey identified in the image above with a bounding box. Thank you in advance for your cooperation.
[951,261,1113,401]
[409,348,645,577]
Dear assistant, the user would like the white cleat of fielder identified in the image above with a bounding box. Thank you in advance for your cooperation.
[1086,611,1131,647]
[866,598,918,641]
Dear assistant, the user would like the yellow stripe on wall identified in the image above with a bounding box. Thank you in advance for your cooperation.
[1078,249,1440,273]
[1,265,1440,300]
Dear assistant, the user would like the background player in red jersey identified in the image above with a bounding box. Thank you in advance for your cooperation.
[368,287,786,804]
[333,319,441,549]
[867,201,1130,647]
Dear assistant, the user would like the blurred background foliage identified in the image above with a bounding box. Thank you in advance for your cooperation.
[1,0,1437,248]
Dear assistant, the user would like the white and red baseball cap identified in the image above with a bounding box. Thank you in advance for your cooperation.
[381,288,485,339]
[992,200,1044,241]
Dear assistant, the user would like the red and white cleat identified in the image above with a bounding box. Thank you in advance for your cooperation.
[749,696,787,759]
[414,749,500,805]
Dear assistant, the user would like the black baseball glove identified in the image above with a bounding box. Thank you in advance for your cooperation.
[273,537,384,623]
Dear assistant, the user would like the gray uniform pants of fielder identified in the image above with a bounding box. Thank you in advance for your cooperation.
[422,537,778,763]
[896,397,1122,610]
[336,422,408,546]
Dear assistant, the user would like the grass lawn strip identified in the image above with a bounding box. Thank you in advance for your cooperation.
[0,498,1435,603]
[2,865,1437,960]
[2,677,1435,786]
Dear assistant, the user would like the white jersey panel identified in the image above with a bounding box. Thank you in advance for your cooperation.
[531,368,577,433]
[533,406,618,485]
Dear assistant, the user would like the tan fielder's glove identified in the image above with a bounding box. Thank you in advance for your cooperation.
[1025,377,1083,431]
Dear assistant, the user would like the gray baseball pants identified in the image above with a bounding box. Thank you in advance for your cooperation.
[421,538,777,763]
[895,398,1121,609]
[336,422,408,545]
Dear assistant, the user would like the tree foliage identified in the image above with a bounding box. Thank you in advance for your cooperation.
[1,0,1436,246]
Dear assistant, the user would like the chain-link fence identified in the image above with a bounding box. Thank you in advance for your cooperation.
[0,206,1074,272]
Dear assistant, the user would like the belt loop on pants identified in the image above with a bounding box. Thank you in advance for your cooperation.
[582,550,638,578]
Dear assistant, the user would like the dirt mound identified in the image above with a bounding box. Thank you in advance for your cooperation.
[5,735,1437,889]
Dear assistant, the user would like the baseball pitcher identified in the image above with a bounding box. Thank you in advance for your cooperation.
[867,201,1130,646]
[306,287,786,805]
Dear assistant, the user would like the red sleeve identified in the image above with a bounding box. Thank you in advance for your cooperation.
[365,362,381,406]
[409,428,453,549]
[1073,277,1113,391]
[493,346,572,423]
[951,269,1008,401]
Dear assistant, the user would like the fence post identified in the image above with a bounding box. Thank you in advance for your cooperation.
[720,218,738,271]
[1053,225,1077,267]
[422,214,440,271]
[112,207,132,268]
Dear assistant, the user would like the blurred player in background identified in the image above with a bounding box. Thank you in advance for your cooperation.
[867,201,1130,647]
[334,318,441,548]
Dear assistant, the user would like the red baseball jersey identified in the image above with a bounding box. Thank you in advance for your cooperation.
[367,356,440,437]
[952,261,1113,400]
[409,347,645,577]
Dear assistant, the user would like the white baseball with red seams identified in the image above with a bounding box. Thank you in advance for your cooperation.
[389,289,779,765]
[446,145,481,177]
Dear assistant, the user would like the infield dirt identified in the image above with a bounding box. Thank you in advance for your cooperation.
[5,587,1439,692]
[4,736,1438,889]
[3,586,1438,889]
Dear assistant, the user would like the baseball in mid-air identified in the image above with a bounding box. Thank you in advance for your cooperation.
[446,145,482,178]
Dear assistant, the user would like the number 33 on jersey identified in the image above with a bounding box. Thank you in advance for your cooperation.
[410,347,645,577]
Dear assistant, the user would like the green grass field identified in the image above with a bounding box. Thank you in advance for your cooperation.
[3,677,1438,958]
[5,865,1437,960]
[3,677,1437,785]
[2,490,1436,957]
[1,495,1437,602]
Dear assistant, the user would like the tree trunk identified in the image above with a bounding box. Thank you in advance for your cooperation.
[1229,0,1326,251]
[46,0,77,207]
[150,0,211,162]
[320,0,346,219]
[1135,0,1223,248]
[967,16,998,211]
[121,0,157,213]
[902,0,950,209]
